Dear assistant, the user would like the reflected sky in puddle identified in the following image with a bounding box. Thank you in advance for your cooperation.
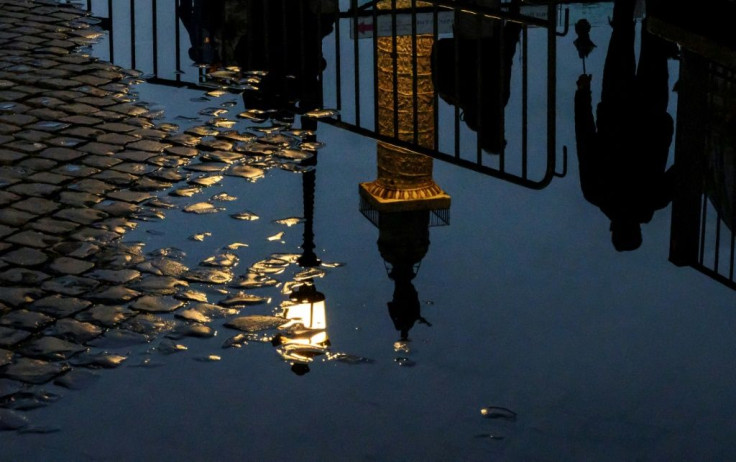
[2,0,736,461]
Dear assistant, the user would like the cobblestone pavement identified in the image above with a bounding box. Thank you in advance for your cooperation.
[0,0,328,432]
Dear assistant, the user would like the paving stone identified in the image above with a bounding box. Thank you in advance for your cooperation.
[63,102,100,115]
[0,309,53,331]
[0,224,14,238]
[41,274,99,296]
[96,133,140,145]
[116,149,156,162]
[0,208,36,227]
[59,190,103,207]
[15,129,53,142]
[39,146,85,161]
[94,200,140,217]
[80,154,123,169]
[0,115,40,129]
[70,227,120,245]
[0,268,50,285]
[27,171,73,185]
[0,148,25,164]
[24,96,65,107]
[71,74,111,86]
[26,107,69,120]
[53,207,108,225]
[42,89,85,101]
[27,217,79,235]
[0,123,21,135]
[29,294,91,318]
[127,139,171,153]
[75,85,112,97]
[1,247,49,266]
[49,256,95,275]
[96,217,137,233]
[0,90,27,101]
[13,197,59,215]
[7,182,60,197]
[92,169,137,185]
[107,103,148,116]
[51,241,99,258]
[61,126,105,139]
[131,128,168,140]
[5,140,46,153]
[68,178,116,194]
[26,120,71,132]
[92,110,126,121]
[5,230,60,248]
[0,325,31,347]
[0,286,45,308]
[59,114,102,125]
[17,157,57,171]
[78,141,122,156]
[111,162,156,175]
[132,177,173,192]
[97,122,138,133]
[52,163,99,178]
[165,145,198,157]
[46,136,85,147]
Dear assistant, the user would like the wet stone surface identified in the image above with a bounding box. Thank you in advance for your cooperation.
[0,0,348,435]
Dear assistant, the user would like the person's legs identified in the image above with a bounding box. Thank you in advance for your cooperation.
[600,0,637,104]
[636,20,671,112]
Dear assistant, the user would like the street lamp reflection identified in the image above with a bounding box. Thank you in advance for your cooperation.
[272,281,330,375]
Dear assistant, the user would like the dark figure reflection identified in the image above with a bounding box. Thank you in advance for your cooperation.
[180,0,335,120]
[378,211,432,340]
[431,0,521,154]
[235,0,336,120]
[574,0,677,251]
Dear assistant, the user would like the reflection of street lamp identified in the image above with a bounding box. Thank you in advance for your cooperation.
[273,281,329,375]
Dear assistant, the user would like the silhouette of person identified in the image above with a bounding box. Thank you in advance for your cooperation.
[234,0,336,122]
[178,0,226,65]
[432,0,521,153]
[575,0,676,251]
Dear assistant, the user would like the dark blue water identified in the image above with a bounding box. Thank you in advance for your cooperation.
[4,2,736,461]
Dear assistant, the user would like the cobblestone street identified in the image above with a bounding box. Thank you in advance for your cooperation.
[0,0,315,431]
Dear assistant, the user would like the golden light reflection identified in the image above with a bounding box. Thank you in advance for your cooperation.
[273,282,330,374]
[359,0,450,212]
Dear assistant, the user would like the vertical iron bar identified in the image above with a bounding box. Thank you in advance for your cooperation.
[353,0,361,127]
[391,0,399,138]
[477,12,484,166]
[453,5,460,158]
[411,0,418,145]
[334,5,342,116]
[352,0,360,127]
[714,211,722,272]
[372,1,378,131]
[152,0,158,77]
[699,193,708,264]
[729,226,735,281]
[522,26,528,179]
[432,1,439,152]
[546,3,557,186]
[107,0,114,62]
[130,0,136,70]
[175,0,181,82]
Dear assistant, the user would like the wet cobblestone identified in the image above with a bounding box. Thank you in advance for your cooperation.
[0,0,339,432]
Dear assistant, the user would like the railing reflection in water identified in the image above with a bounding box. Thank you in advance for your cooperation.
[86,0,567,188]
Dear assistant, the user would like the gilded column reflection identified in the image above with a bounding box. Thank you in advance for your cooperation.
[360,1,450,350]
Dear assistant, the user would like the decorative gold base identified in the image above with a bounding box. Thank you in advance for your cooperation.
[359,181,451,213]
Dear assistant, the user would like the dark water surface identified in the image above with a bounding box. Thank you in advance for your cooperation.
[3,1,736,460]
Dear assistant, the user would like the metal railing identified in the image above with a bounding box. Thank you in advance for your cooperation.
[669,55,736,291]
[87,0,568,189]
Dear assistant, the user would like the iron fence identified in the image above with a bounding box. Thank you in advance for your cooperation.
[87,0,568,189]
